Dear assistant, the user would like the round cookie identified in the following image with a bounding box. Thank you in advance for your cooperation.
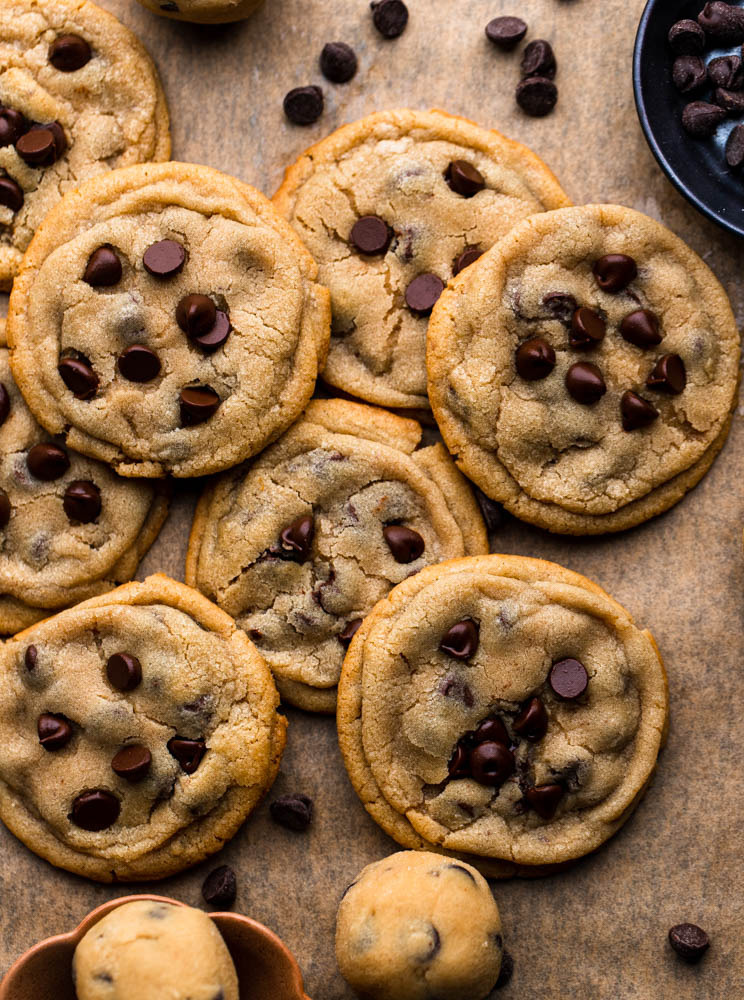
[186,398,488,713]
[427,203,741,534]
[273,109,570,410]
[0,0,170,290]
[73,900,239,1000]
[136,0,264,23]
[7,161,331,478]
[0,574,286,881]
[0,319,169,635]
[337,555,669,876]
[336,851,503,1000]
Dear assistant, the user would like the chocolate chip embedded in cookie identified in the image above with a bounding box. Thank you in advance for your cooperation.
[0,0,170,290]
[7,162,331,478]
[0,575,286,881]
[273,109,570,409]
[337,555,669,875]
[186,399,488,713]
[427,204,740,534]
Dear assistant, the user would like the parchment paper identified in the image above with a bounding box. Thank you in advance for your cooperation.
[2,1,744,997]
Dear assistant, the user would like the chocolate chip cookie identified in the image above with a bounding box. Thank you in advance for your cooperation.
[136,0,264,23]
[0,574,286,881]
[273,109,570,410]
[7,161,332,478]
[186,398,488,713]
[337,555,668,875]
[0,0,170,290]
[0,319,168,635]
[427,204,740,534]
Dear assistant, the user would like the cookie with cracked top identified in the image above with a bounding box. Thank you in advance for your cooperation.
[186,398,488,712]
[427,204,740,534]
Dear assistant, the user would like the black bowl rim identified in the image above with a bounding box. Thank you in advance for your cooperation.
[633,0,744,239]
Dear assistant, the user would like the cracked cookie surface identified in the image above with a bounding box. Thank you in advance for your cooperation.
[0,574,286,881]
[273,109,570,410]
[136,0,264,23]
[427,204,740,534]
[186,398,488,713]
[0,319,168,635]
[337,555,668,874]
[0,0,170,290]
[7,161,332,477]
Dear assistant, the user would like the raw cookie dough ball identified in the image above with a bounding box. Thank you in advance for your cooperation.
[136,0,264,23]
[336,851,503,1000]
[73,900,239,1000]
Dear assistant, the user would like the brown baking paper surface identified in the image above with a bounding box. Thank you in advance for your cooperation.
[2,0,744,997]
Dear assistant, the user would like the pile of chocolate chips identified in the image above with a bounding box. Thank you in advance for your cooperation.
[670,2,744,168]
[486,17,559,117]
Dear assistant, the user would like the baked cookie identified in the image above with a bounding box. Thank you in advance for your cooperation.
[273,109,570,410]
[0,0,170,290]
[74,900,239,1000]
[337,555,668,875]
[0,574,286,881]
[0,319,168,635]
[336,850,503,1000]
[136,0,264,23]
[427,203,740,534]
[7,162,331,478]
[186,398,488,713]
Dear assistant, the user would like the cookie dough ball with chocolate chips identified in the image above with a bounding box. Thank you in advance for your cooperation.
[336,851,503,1000]
[136,0,264,23]
[73,900,238,1000]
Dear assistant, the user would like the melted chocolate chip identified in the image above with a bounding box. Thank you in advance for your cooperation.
[543,291,577,323]
[27,443,70,481]
[58,357,98,399]
[112,744,152,782]
[621,390,659,431]
[49,34,91,71]
[106,652,142,692]
[280,514,315,561]
[525,783,564,819]
[473,716,509,747]
[0,176,24,213]
[513,696,548,741]
[118,345,161,382]
[593,254,637,293]
[0,384,9,425]
[202,865,238,908]
[83,245,122,286]
[38,713,73,751]
[70,790,120,831]
[168,736,207,773]
[620,309,662,348]
[452,245,483,276]
[470,741,515,787]
[383,524,425,563]
[270,793,314,831]
[63,480,101,523]
[350,215,392,255]
[0,489,10,528]
[405,274,444,316]
[570,307,606,349]
[440,619,479,660]
[338,618,363,647]
[565,361,606,405]
[668,923,710,963]
[25,646,38,672]
[515,337,556,380]
[445,160,485,197]
[647,354,686,395]
[143,239,186,277]
[549,658,588,700]
[180,386,221,426]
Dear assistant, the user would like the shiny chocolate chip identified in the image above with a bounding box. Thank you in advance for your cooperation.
[524,783,564,819]
[106,652,142,692]
[383,524,425,563]
[176,293,216,337]
[0,108,27,147]
[49,33,91,71]
[647,354,686,395]
[118,345,161,383]
[70,790,120,831]
[474,716,509,747]
[593,254,637,293]
[470,741,515,787]
[168,736,207,774]
[270,793,314,831]
[38,713,73,751]
[280,514,315,561]
[0,383,10,425]
[112,744,152,782]
[440,619,479,660]
[513,696,548,741]
[15,127,59,166]
[0,489,10,528]
[521,39,556,79]
[515,337,556,380]
[447,743,471,779]
[143,239,186,277]
[27,443,70,481]
[191,310,231,352]
[549,658,588,700]
[452,246,483,276]
[202,865,238,908]
[63,480,101,523]
[668,923,710,963]
[570,307,606,349]
[0,176,24,213]
[350,215,392,255]
[620,309,662,348]
[58,357,98,399]
[405,274,444,315]
[180,386,221,426]
[445,160,485,197]
[565,362,606,405]
[621,390,659,431]
[83,245,122,286]
[338,618,363,647]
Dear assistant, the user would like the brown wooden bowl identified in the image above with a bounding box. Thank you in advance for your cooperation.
[0,894,310,1000]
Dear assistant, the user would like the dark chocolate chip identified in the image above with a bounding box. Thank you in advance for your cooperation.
[118,345,161,383]
[63,480,101,523]
[474,488,505,532]
[194,311,231,352]
[646,354,686,395]
[112,744,152,782]
[440,620,479,660]
[49,33,91,71]
[593,253,637,293]
[668,18,706,54]
[383,524,425,563]
[549,658,589,699]
[0,383,10,425]
[0,176,24,213]
[70,790,120,831]
[621,390,659,431]
[338,618,363,647]
[620,309,662,348]
[350,216,392,255]
[371,0,408,38]
[494,948,515,989]
[0,489,10,528]
[405,274,444,315]
[726,122,744,165]
[525,783,564,819]
[58,357,98,399]
[143,239,186,277]
[25,646,38,672]
[42,121,66,159]
[708,54,744,90]
[283,86,324,125]
[470,741,515,787]
[168,736,207,774]
[446,863,476,882]
[570,307,606,348]
[27,443,70,481]
[485,16,527,50]
[515,337,556,379]
[672,55,708,93]
[516,76,558,117]
[513,696,548,741]
[38,713,73,751]
[447,743,471,779]
[202,865,238,908]
[715,87,744,113]
[15,127,58,166]
[83,245,122,286]
[698,2,744,44]
[668,923,710,963]
[280,514,315,561]
[320,42,357,83]
[565,362,606,405]
[452,246,483,276]
[0,108,27,147]
[682,101,726,138]
[106,652,142,692]
[176,293,216,337]
[270,793,314,831]
[445,160,485,197]
[474,716,510,747]
[543,291,577,323]
[180,386,221,426]
[521,39,556,79]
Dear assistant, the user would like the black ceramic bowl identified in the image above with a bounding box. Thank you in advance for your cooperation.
[634,0,744,237]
